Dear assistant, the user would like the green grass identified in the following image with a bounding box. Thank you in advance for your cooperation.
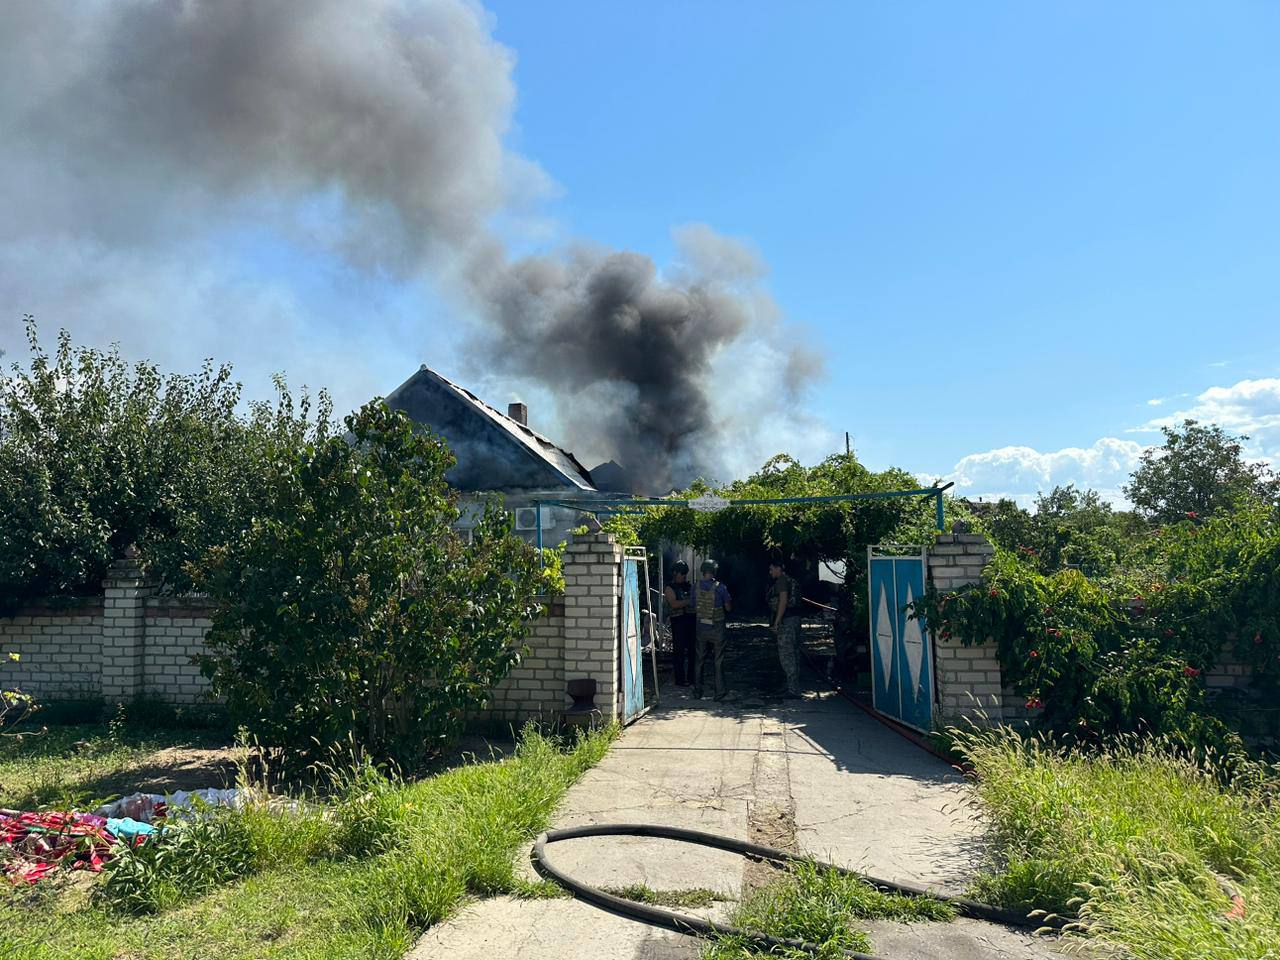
[0,721,232,810]
[956,722,1280,960]
[603,883,725,909]
[701,861,955,959]
[0,724,615,960]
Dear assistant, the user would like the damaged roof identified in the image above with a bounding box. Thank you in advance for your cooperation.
[384,365,597,493]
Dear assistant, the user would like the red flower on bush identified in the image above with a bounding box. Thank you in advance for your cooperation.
[1183,666,1201,677]
[1185,510,1198,519]
[988,588,999,598]
[1025,697,1043,709]
[1164,628,1175,637]
[1029,649,1039,658]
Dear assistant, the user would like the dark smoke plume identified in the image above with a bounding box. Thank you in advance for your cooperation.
[467,226,820,491]
[0,1,828,487]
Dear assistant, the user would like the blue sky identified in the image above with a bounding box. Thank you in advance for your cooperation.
[481,0,1280,498]
[3,1,1279,504]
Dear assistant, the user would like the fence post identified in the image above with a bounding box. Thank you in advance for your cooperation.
[100,547,156,703]
[561,530,622,722]
[928,526,1004,723]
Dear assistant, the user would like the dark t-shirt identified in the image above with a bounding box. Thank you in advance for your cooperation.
[768,574,800,619]
[668,581,693,619]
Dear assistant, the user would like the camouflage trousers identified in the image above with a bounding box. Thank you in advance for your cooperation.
[693,622,726,699]
[775,616,800,695]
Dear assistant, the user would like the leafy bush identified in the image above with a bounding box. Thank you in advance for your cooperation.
[912,550,1231,744]
[194,402,544,770]
[0,319,330,606]
[916,499,1280,745]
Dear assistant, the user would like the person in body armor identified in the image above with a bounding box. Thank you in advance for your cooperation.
[692,559,732,700]
[768,558,802,698]
[663,561,696,686]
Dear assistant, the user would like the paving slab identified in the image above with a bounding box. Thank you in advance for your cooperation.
[413,629,1066,959]
[412,699,756,960]
[863,918,1061,960]
[783,691,986,894]
[411,896,703,960]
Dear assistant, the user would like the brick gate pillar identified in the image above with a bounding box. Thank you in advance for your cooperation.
[561,530,623,722]
[928,526,1005,723]
[100,548,156,702]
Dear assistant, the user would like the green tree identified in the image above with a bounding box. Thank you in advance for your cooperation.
[0,318,329,606]
[1124,419,1280,523]
[194,402,543,769]
[983,485,1130,577]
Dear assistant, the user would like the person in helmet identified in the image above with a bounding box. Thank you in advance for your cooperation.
[692,559,732,700]
[664,560,695,685]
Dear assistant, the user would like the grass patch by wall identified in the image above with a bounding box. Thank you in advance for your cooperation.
[957,723,1280,960]
[1,724,615,960]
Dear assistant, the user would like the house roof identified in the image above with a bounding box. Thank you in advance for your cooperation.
[384,365,597,494]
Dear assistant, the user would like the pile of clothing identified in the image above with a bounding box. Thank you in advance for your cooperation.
[0,810,155,884]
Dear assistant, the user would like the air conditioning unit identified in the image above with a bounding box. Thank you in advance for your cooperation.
[514,507,552,531]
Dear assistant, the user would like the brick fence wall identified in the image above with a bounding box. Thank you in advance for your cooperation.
[481,608,566,726]
[0,600,103,699]
[1,529,628,725]
[562,532,623,721]
[143,598,217,703]
[928,531,1012,722]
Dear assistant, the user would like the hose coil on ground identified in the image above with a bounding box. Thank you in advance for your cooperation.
[532,822,1062,960]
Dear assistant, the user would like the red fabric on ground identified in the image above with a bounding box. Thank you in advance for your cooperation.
[0,811,118,884]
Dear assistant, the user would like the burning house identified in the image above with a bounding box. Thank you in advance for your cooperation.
[384,365,617,543]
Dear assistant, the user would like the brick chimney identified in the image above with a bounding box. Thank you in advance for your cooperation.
[507,402,528,426]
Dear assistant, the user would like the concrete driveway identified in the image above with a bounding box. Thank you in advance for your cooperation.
[412,626,1063,960]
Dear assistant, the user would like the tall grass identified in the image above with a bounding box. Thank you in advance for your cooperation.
[956,722,1280,959]
[1,723,615,960]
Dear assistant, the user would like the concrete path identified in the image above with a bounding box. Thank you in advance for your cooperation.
[412,627,1063,960]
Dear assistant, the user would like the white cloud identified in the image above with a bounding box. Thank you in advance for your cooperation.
[943,437,1147,507]
[1137,378,1280,460]
[943,378,1280,509]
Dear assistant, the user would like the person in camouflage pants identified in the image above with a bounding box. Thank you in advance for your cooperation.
[692,559,732,700]
[768,559,801,697]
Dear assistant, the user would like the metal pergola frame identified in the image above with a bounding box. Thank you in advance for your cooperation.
[532,482,956,554]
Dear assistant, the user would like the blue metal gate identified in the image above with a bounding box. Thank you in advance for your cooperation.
[620,551,646,722]
[867,546,933,732]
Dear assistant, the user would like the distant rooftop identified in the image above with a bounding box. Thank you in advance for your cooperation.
[384,365,597,494]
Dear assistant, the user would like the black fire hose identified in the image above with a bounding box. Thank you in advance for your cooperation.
[532,823,1062,959]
